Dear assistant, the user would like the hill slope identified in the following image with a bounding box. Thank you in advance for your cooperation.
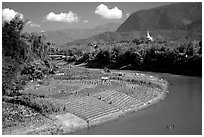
[117,2,202,32]
[60,29,201,50]
[42,23,120,45]
[59,2,202,49]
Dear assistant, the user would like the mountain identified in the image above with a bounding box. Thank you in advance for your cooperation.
[117,2,202,32]
[42,23,120,45]
[59,2,202,50]
[61,29,201,50]
[60,31,143,49]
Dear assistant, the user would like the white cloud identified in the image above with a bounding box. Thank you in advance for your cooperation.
[25,20,40,27]
[83,20,88,23]
[95,4,122,19]
[2,8,23,22]
[45,11,79,23]
[126,13,130,18]
[41,30,45,32]
[26,20,32,24]
[30,23,41,27]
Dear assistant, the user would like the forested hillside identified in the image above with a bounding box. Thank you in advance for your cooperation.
[117,2,202,32]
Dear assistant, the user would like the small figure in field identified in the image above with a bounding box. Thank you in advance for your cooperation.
[166,124,175,130]
[60,89,64,93]
[104,67,111,73]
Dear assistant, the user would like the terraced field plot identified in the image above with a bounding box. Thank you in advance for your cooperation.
[54,67,105,80]
[64,96,120,123]
[54,81,161,125]
[92,90,142,110]
[23,80,100,97]
[21,66,167,132]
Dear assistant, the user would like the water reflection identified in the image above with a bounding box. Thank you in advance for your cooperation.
[74,72,202,135]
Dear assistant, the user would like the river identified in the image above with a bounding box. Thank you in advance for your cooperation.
[74,71,202,135]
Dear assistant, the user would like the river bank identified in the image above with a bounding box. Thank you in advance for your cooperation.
[2,66,169,135]
[74,72,201,135]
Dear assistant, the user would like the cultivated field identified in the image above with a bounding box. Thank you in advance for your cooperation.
[4,63,168,134]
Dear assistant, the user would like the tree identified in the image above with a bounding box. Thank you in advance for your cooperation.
[2,15,52,93]
[2,15,27,62]
[2,15,27,93]
[95,49,110,65]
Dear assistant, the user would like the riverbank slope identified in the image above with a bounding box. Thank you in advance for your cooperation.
[3,66,169,135]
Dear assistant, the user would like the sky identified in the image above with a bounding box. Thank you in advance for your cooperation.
[2,2,173,32]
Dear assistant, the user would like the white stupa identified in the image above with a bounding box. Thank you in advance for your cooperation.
[146,30,154,41]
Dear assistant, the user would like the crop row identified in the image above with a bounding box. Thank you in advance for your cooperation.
[64,96,120,122]
[92,89,158,110]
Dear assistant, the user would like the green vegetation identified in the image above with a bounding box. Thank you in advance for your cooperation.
[2,12,201,135]
[61,39,202,76]
[2,15,53,95]
[3,94,65,114]
[2,15,61,133]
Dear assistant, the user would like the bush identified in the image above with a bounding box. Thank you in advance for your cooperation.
[2,57,21,94]
[3,94,65,114]
[2,14,53,95]
[66,39,202,76]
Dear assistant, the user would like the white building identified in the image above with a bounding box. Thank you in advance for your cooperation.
[146,30,154,41]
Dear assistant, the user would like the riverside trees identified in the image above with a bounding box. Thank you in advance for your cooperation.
[64,39,202,76]
[2,15,52,94]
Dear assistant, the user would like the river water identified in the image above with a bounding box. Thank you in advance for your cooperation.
[74,71,202,135]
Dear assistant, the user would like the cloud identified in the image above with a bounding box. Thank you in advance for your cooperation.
[41,30,45,32]
[45,11,79,23]
[83,20,88,23]
[26,20,32,25]
[25,20,40,27]
[2,8,23,22]
[30,23,41,27]
[126,13,130,18]
[95,4,122,19]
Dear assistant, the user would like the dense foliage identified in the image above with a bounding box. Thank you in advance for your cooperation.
[2,15,52,95]
[62,39,202,76]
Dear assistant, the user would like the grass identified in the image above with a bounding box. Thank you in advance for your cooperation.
[2,64,168,134]
[3,93,66,115]
[4,65,165,115]
[2,101,47,130]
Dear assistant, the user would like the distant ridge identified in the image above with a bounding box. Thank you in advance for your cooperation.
[59,2,202,49]
[41,23,120,45]
[117,2,202,32]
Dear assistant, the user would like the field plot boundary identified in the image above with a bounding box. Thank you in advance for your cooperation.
[3,67,169,135]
